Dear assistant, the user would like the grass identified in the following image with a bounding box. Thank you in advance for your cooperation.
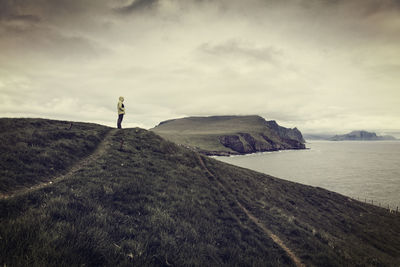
[0,118,110,193]
[1,118,400,266]
[154,133,234,153]
[154,116,268,134]
[205,158,400,266]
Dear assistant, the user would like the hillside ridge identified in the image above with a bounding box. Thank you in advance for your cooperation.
[196,154,304,267]
[0,118,111,194]
[0,128,116,200]
[152,115,306,155]
[1,118,400,266]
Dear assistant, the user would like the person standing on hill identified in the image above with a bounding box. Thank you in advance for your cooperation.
[117,96,125,129]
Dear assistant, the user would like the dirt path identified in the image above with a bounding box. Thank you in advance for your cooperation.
[196,154,305,267]
[0,129,118,200]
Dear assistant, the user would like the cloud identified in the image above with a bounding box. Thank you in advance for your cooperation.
[0,0,18,20]
[116,0,159,13]
[199,40,282,65]
[2,14,41,23]
[0,0,41,27]
[0,0,399,132]
[0,27,103,63]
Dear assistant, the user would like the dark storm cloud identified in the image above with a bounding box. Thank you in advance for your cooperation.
[293,0,400,10]
[0,0,114,60]
[0,0,17,18]
[0,0,114,24]
[342,0,400,17]
[117,0,159,13]
[1,0,399,21]
[0,0,40,21]
[7,14,41,22]
[0,25,101,62]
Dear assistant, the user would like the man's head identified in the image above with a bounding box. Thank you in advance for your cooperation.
[119,96,124,102]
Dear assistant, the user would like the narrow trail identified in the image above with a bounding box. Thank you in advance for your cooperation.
[0,129,118,200]
[196,154,305,267]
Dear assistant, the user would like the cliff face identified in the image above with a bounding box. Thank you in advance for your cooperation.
[152,115,306,155]
[266,120,305,143]
[219,133,274,154]
[218,131,305,155]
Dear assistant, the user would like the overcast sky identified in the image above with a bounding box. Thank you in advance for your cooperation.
[1,0,399,134]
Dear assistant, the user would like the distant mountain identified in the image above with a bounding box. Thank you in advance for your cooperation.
[329,130,397,141]
[303,133,333,140]
[151,115,305,155]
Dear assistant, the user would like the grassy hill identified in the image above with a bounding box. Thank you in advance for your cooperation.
[0,118,110,194]
[151,115,305,155]
[1,118,400,266]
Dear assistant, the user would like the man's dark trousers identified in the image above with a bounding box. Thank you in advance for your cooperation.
[117,114,124,129]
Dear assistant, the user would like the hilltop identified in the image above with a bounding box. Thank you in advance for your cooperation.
[1,118,400,266]
[151,115,305,155]
[329,130,396,141]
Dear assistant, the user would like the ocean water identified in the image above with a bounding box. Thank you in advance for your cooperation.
[215,141,400,209]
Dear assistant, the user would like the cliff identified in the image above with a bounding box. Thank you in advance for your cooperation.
[151,115,305,155]
[329,130,397,141]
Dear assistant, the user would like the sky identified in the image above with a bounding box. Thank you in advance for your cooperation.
[1,0,400,135]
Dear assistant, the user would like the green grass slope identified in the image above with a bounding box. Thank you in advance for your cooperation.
[1,118,400,266]
[155,116,269,134]
[152,116,265,154]
[0,118,110,194]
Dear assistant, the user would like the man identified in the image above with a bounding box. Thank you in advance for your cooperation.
[117,96,125,129]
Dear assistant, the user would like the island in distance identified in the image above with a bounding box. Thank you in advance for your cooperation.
[151,115,305,156]
[304,130,397,141]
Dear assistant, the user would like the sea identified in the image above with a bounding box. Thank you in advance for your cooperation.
[215,141,400,210]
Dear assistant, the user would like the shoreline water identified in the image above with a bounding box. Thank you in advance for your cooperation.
[215,140,400,209]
